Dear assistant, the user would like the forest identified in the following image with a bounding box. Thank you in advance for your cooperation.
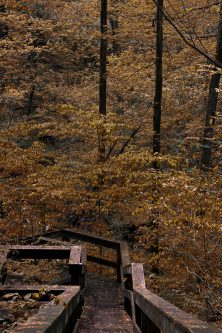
[0,0,222,327]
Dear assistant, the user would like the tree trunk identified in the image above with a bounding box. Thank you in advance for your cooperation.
[98,0,107,162]
[201,4,222,170]
[27,86,35,115]
[153,0,163,154]
[151,0,164,275]
[110,17,120,54]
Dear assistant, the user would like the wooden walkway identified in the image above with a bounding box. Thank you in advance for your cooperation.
[77,274,134,333]
[2,228,221,333]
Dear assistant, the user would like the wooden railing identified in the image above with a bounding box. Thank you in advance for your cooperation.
[0,244,87,333]
[23,228,130,283]
[1,285,82,333]
[0,244,86,288]
[14,228,222,333]
[123,263,222,333]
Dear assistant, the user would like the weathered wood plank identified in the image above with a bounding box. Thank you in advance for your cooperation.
[77,274,134,333]
[134,288,221,333]
[69,246,81,265]
[87,255,118,268]
[120,242,131,267]
[64,229,122,249]
[8,286,81,333]
[0,284,77,295]
[36,237,69,245]
[24,228,122,249]
[8,245,71,259]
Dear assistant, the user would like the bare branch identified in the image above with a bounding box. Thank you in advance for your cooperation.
[149,0,222,68]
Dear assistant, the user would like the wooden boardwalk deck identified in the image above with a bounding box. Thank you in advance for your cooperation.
[77,274,134,333]
[6,229,221,333]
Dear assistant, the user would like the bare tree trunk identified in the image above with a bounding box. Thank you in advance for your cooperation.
[27,85,35,115]
[98,0,107,163]
[201,3,222,170]
[153,0,163,154]
[97,0,108,223]
[110,16,120,54]
[151,0,164,274]
[40,203,46,233]
[99,0,107,116]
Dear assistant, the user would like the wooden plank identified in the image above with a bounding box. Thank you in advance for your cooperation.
[124,264,145,290]
[87,255,118,268]
[131,264,146,290]
[124,289,132,301]
[36,237,69,245]
[118,242,131,283]
[0,285,73,294]
[9,287,81,333]
[120,242,131,267]
[68,246,86,287]
[9,245,71,259]
[134,289,222,333]
[63,229,121,249]
[10,245,71,250]
[77,274,134,333]
[20,230,66,243]
[69,246,81,265]
[123,264,132,275]
[81,247,87,265]
[133,323,142,333]
[23,228,122,249]
[73,318,80,333]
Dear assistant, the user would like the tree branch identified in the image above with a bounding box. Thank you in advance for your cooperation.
[149,0,222,68]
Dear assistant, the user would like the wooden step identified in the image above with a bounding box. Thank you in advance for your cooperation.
[77,274,134,333]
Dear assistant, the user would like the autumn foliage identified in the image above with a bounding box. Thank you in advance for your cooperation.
[0,0,222,324]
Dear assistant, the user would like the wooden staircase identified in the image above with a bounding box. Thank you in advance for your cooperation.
[1,228,222,333]
[77,274,133,333]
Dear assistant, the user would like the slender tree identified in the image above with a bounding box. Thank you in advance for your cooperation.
[201,2,222,170]
[110,16,120,54]
[153,0,164,154]
[27,86,35,115]
[97,0,108,224]
[149,0,164,275]
[98,0,108,162]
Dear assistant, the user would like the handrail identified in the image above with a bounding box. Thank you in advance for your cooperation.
[22,229,122,249]
[0,286,81,333]
[0,244,86,288]
[22,228,130,283]
[123,263,222,333]
[0,244,87,333]
[7,228,222,333]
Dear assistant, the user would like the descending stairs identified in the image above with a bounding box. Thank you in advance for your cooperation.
[2,229,220,333]
[77,274,133,333]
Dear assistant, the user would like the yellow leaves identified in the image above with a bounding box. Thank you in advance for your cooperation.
[186,7,193,13]
[3,88,23,99]
[50,189,65,199]
[211,5,221,13]
[57,104,79,115]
